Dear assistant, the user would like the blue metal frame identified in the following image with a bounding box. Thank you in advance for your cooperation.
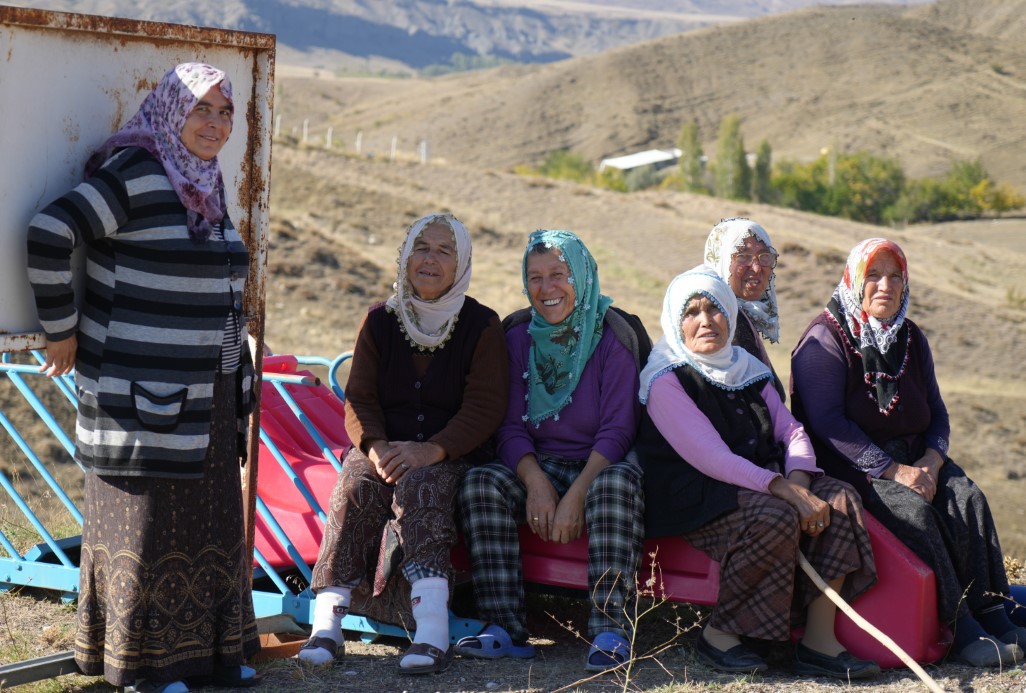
[0,350,481,643]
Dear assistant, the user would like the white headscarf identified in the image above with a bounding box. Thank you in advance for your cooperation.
[386,212,472,351]
[639,269,771,402]
[703,217,780,343]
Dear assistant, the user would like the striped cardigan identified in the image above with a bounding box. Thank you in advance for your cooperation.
[27,147,254,478]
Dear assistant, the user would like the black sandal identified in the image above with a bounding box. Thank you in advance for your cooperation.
[398,642,454,675]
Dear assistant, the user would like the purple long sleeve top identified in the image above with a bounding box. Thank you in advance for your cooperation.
[791,317,950,478]
[646,373,819,492]
[498,324,640,471]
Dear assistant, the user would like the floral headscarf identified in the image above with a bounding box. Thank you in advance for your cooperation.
[386,213,472,351]
[523,230,612,425]
[826,238,910,413]
[703,217,780,343]
[86,63,232,242]
[639,269,770,402]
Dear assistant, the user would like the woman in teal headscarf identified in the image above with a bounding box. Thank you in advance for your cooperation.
[458,230,646,672]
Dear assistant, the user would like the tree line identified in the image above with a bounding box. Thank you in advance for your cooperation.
[520,115,1024,226]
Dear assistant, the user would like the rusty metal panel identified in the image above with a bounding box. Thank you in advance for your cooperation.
[0,5,274,355]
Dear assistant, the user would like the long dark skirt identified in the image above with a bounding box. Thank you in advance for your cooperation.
[74,371,260,686]
[865,458,1009,623]
[685,476,877,642]
[310,447,469,629]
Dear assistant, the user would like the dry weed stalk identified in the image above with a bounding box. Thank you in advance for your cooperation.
[548,547,702,693]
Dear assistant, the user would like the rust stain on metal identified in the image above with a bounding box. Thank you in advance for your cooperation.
[0,6,274,50]
[0,332,46,353]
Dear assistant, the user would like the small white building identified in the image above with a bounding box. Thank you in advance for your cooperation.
[599,147,683,173]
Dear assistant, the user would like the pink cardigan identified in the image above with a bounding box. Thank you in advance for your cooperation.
[646,372,820,492]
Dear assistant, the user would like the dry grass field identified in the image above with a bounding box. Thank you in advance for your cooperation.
[4,0,1026,690]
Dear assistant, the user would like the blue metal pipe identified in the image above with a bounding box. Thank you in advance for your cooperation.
[257,427,327,522]
[266,378,343,473]
[254,496,313,583]
[0,410,82,526]
[0,469,74,567]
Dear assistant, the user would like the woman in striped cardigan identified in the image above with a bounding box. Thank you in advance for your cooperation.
[27,63,260,693]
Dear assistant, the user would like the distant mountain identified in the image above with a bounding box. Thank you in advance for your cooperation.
[7,0,930,71]
[270,0,1026,194]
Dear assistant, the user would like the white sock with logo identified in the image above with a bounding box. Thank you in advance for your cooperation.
[399,577,449,669]
[299,586,350,665]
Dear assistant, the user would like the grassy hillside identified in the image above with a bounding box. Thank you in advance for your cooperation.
[276,0,1026,194]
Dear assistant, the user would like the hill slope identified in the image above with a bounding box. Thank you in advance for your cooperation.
[276,0,1026,191]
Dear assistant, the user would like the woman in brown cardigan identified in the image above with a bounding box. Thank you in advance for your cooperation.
[298,213,508,674]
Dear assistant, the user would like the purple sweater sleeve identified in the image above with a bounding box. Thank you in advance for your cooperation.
[497,326,640,471]
[791,323,893,477]
[918,332,951,456]
[647,374,818,492]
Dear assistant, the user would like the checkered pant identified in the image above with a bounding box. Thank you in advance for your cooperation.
[459,456,645,642]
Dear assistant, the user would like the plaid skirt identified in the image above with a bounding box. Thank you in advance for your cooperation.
[685,476,876,641]
[74,371,259,687]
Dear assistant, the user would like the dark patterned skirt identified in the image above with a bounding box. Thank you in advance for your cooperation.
[685,476,877,642]
[74,371,260,687]
[310,447,469,628]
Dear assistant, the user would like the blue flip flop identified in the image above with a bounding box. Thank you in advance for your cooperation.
[455,624,535,659]
[585,631,630,672]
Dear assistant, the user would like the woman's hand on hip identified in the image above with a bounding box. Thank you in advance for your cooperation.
[40,335,77,377]
[769,476,830,537]
[552,487,585,544]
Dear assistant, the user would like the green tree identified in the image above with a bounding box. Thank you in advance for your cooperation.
[538,150,594,183]
[752,139,774,203]
[677,120,707,193]
[824,152,904,224]
[714,114,750,200]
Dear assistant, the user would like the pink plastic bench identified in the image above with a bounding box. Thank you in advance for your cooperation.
[255,355,950,667]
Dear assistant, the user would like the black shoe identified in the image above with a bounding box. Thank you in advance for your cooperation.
[794,642,880,679]
[695,634,769,674]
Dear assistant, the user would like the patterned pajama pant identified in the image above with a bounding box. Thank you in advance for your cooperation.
[311,447,469,594]
[459,456,645,642]
[685,476,877,642]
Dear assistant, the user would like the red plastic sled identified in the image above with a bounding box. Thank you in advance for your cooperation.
[255,355,950,667]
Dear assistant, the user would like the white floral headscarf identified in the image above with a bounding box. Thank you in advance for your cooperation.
[639,269,770,402]
[703,217,780,343]
[87,63,232,242]
[386,213,472,351]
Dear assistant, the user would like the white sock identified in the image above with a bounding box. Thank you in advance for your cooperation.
[298,586,350,665]
[400,577,449,669]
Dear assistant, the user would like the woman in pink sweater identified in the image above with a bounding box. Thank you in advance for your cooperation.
[636,269,878,679]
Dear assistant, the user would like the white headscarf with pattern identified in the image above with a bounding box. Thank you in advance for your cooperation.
[639,269,770,402]
[387,213,472,351]
[703,217,780,343]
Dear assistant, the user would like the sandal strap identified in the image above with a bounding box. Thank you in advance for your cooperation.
[301,636,340,657]
[403,642,447,660]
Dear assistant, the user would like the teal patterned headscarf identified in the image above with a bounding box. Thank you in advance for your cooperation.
[523,229,613,425]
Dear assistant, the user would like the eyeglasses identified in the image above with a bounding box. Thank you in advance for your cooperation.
[733,252,778,269]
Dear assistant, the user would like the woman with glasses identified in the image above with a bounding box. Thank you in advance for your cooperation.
[702,217,785,400]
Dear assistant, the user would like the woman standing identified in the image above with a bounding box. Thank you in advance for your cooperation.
[791,238,1026,667]
[638,269,878,678]
[702,217,785,400]
[458,230,645,672]
[299,213,508,674]
[27,64,260,692]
